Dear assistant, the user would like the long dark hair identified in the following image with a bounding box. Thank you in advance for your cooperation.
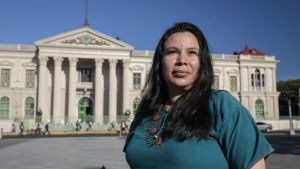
[130,22,214,140]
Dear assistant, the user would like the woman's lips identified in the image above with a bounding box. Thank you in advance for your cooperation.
[172,71,189,77]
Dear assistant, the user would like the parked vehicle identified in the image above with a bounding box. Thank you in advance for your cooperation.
[256,122,273,133]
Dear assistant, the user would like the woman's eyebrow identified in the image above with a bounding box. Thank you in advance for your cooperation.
[187,47,200,51]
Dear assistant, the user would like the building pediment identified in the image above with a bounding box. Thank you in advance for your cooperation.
[22,61,37,67]
[227,69,239,74]
[130,65,144,70]
[0,60,14,66]
[35,27,134,50]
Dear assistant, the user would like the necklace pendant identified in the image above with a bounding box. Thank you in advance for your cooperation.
[155,137,163,145]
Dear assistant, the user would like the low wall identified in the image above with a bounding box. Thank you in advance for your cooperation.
[261,120,300,130]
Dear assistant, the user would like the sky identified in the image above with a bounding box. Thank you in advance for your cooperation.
[0,0,299,81]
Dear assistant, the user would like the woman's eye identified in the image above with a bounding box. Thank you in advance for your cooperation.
[188,50,198,55]
[164,50,177,55]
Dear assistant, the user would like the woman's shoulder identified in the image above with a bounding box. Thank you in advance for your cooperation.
[210,89,239,104]
[210,90,245,122]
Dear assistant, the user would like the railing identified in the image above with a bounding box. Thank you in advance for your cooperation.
[0,115,131,132]
[255,116,300,120]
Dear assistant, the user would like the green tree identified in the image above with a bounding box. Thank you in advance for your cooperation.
[277,79,300,116]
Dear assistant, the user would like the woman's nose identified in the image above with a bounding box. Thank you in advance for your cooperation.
[176,51,187,65]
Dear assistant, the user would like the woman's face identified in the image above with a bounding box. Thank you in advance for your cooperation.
[162,32,200,92]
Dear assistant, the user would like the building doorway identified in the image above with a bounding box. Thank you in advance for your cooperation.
[78,97,94,122]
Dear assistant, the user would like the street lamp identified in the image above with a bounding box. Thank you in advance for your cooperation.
[298,88,300,118]
[288,99,296,135]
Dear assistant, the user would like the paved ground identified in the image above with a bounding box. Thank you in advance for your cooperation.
[0,134,299,169]
[0,136,130,169]
[265,134,300,169]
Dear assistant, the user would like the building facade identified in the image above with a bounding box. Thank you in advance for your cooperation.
[0,26,279,128]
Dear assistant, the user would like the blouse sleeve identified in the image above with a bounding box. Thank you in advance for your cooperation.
[214,91,274,169]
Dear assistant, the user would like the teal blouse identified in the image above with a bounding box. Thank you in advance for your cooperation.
[125,90,274,169]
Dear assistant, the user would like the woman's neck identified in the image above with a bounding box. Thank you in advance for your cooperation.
[165,88,187,111]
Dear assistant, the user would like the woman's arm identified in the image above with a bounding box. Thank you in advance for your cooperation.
[251,159,265,169]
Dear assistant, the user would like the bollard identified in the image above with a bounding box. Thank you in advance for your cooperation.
[0,128,2,139]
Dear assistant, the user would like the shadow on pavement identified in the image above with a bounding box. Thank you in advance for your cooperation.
[0,138,31,150]
[266,135,300,155]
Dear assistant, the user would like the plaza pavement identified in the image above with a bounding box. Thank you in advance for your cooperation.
[0,136,130,169]
[1,133,300,169]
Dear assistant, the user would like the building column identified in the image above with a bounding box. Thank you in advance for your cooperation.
[109,59,118,122]
[222,66,226,90]
[240,66,248,92]
[266,68,272,92]
[122,60,130,118]
[272,68,277,92]
[95,58,104,124]
[247,67,251,91]
[38,56,49,122]
[260,69,264,91]
[53,57,64,124]
[68,57,78,123]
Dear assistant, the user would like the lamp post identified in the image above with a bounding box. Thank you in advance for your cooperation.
[288,99,296,135]
[298,88,300,118]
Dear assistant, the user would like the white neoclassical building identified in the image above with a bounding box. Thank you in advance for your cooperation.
[0,25,279,130]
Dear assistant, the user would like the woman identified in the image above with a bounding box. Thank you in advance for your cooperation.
[124,22,273,169]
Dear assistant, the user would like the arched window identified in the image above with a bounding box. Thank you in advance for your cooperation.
[25,97,34,119]
[133,97,141,115]
[255,99,264,118]
[0,96,9,119]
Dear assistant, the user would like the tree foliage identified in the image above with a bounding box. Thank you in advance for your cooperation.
[277,79,300,116]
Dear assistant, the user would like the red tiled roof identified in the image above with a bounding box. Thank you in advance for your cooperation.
[233,46,265,56]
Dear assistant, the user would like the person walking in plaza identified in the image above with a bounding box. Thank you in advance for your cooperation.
[35,122,42,135]
[44,122,50,135]
[124,22,274,169]
[87,121,93,131]
[75,119,82,131]
[19,122,24,135]
[108,121,116,131]
[119,121,127,138]
[11,122,16,132]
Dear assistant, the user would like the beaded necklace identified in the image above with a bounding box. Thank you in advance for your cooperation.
[145,109,169,146]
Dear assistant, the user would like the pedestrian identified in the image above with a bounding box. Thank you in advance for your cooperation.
[44,122,50,135]
[11,122,16,132]
[119,121,127,138]
[19,122,24,135]
[76,119,82,131]
[124,22,273,169]
[35,122,42,135]
[87,121,92,131]
[108,121,116,131]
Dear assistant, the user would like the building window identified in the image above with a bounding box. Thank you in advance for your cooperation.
[213,75,219,89]
[133,97,141,115]
[26,70,35,88]
[25,97,34,119]
[1,69,10,87]
[230,76,237,92]
[251,73,254,87]
[0,97,9,119]
[79,68,92,82]
[133,73,141,90]
[262,74,265,87]
[255,99,264,118]
[255,69,261,87]
[252,69,265,90]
